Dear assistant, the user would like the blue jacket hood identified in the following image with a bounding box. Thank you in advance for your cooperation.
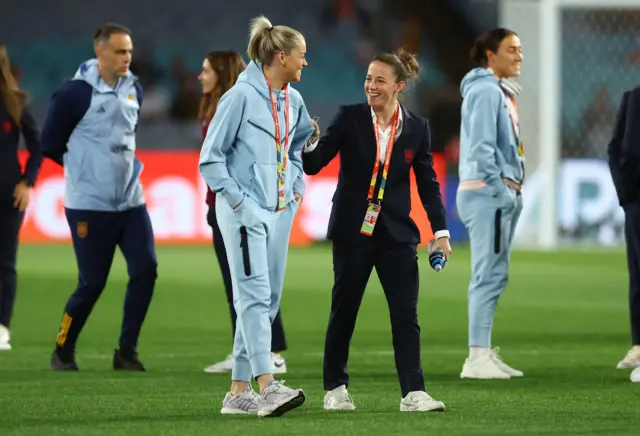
[72,59,136,90]
[460,67,498,98]
[237,61,284,102]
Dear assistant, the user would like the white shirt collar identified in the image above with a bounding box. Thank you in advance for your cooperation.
[370,104,404,129]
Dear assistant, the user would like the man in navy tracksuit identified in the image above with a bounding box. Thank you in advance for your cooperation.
[41,23,157,371]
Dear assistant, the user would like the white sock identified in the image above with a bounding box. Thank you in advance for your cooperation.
[469,346,489,359]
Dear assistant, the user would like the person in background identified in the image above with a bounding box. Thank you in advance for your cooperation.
[197,50,289,375]
[199,15,315,417]
[41,23,157,372]
[0,44,43,350]
[456,28,525,380]
[607,85,640,383]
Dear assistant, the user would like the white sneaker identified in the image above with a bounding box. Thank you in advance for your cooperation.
[617,347,640,369]
[400,391,445,412]
[257,380,305,417]
[488,347,523,377]
[631,367,640,382]
[220,385,260,415]
[204,354,233,373]
[0,325,11,351]
[461,350,511,379]
[272,352,287,374]
[323,385,356,411]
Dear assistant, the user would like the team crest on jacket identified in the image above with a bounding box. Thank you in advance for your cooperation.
[77,221,88,238]
[404,149,414,163]
[2,121,11,133]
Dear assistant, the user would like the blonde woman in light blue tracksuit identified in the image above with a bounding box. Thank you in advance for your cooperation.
[457,28,526,380]
[199,15,316,417]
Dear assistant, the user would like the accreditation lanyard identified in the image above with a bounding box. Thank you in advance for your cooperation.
[505,93,524,157]
[360,105,400,237]
[368,105,400,203]
[265,75,290,211]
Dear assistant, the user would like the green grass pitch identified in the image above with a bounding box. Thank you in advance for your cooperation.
[0,243,637,435]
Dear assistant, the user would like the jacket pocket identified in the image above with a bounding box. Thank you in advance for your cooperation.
[249,163,279,209]
[239,226,251,276]
[494,209,502,254]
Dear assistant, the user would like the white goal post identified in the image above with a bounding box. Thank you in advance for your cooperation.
[499,0,640,249]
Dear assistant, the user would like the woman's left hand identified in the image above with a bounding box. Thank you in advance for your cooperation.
[435,236,452,260]
[13,181,30,212]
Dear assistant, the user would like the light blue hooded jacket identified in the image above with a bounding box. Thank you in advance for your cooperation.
[199,60,315,211]
[458,67,525,197]
[41,59,144,211]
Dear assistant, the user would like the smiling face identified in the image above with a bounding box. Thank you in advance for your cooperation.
[487,34,523,78]
[280,39,307,83]
[364,60,405,110]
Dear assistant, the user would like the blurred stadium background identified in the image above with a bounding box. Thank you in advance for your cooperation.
[3,0,636,249]
[2,1,639,435]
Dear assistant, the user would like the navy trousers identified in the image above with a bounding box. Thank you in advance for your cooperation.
[207,204,287,352]
[0,206,24,328]
[623,201,640,345]
[55,205,157,352]
[323,224,425,398]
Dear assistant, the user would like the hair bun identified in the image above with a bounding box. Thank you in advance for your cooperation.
[394,48,419,80]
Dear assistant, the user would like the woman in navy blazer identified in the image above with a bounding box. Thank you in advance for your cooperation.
[302,48,451,413]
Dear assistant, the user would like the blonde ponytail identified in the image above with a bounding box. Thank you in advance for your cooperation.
[246,15,304,65]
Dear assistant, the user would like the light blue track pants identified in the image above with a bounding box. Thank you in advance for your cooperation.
[456,186,523,348]
[215,194,298,381]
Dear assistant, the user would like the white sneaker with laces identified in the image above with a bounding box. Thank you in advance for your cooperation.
[461,350,511,379]
[220,385,260,415]
[272,352,287,374]
[323,385,356,411]
[488,347,523,377]
[257,380,305,418]
[631,367,640,382]
[0,325,11,351]
[204,354,233,373]
[617,347,640,369]
[400,391,445,412]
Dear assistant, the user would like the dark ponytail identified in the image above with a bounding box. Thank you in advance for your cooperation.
[470,28,518,67]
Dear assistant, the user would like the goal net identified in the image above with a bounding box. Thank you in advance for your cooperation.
[500,0,640,248]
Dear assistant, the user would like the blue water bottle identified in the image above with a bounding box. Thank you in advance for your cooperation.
[427,239,446,272]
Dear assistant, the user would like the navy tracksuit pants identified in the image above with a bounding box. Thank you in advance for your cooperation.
[0,206,23,328]
[55,205,157,352]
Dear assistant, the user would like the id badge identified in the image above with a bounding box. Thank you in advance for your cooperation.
[277,174,286,211]
[360,202,381,236]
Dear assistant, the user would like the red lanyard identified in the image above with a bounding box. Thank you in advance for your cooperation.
[264,75,290,171]
[505,93,524,156]
[505,94,520,140]
[367,105,400,201]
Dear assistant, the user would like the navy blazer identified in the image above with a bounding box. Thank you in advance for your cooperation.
[302,103,447,244]
[608,88,640,206]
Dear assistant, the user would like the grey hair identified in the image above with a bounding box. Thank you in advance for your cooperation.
[247,15,304,65]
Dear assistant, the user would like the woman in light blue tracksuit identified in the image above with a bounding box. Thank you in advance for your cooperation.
[199,15,316,418]
[457,28,526,380]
